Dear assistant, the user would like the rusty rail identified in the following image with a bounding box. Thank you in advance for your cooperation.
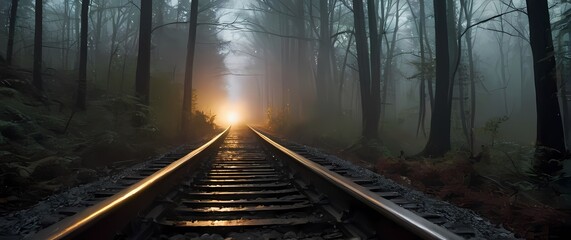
[250,126,463,240]
[31,127,230,240]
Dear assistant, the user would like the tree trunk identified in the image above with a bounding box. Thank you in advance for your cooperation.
[407,0,428,137]
[296,0,309,120]
[525,0,567,173]
[181,0,199,134]
[420,0,434,109]
[563,32,571,148]
[6,0,18,64]
[154,0,165,61]
[421,0,451,157]
[279,17,290,117]
[120,15,132,94]
[496,15,510,115]
[457,0,470,149]
[316,0,332,116]
[135,0,152,104]
[76,0,89,110]
[74,0,81,69]
[33,0,43,90]
[463,0,476,156]
[446,0,460,118]
[419,0,427,136]
[367,0,381,139]
[93,4,103,54]
[338,32,354,116]
[352,0,372,138]
[62,0,70,69]
[381,0,401,123]
[107,9,123,92]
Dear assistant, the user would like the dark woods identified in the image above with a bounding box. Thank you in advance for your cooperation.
[1,0,570,174]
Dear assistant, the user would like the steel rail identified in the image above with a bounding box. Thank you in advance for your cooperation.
[250,126,463,240]
[30,126,231,240]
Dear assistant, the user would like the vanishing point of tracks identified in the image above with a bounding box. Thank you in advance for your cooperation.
[31,126,463,240]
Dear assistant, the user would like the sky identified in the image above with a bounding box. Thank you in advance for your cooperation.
[216,0,259,123]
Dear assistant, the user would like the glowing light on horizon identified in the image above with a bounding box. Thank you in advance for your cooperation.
[226,111,239,125]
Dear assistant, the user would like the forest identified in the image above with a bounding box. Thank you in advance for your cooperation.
[0,0,570,238]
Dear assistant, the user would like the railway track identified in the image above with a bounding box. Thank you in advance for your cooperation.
[31,126,463,240]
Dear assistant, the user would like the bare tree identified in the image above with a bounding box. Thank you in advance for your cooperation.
[316,0,333,116]
[525,0,567,174]
[76,0,89,110]
[352,0,371,137]
[182,0,199,134]
[33,0,43,90]
[6,0,19,64]
[380,0,404,122]
[421,0,451,157]
[460,0,477,156]
[135,0,152,104]
[406,0,429,137]
[367,0,381,139]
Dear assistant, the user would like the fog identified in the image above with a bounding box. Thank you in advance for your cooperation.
[1,0,570,237]
[2,0,567,149]
[211,0,569,154]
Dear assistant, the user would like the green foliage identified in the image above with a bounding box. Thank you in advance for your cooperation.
[102,95,157,132]
[188,110,217,137]
[104,95,138,123]
[192,110,216,129]
[482,116,509,146]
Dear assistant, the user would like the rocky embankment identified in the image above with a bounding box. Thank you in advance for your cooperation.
[0,66,173,212]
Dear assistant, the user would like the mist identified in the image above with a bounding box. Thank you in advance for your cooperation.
[1,0,570,238]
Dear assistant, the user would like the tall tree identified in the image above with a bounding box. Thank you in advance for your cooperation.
[6,0,19,64]
[366,0,381,139]
[352,0,374,139]
[421,0,451,157]
[295,0,310,120]
[181,0,199,134]
[380,0,402,121]
[406,0,429,136]
[76,0,89,110]
[316,0,332,115]
[525,0,567,173]
[135,0,152,104]
[33,0,43,90]
[460,0,477,156]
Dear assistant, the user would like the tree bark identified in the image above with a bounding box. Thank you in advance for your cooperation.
[381,0,401,122]
[419,0,427,136]
[76,0,89,110]
[338,32,354,116]
[296,0,309,120]
[463,0,476,156]
[74,0,81,69]
[421,0,451,157]
[352,0,372,138]
[407,0,428,137]
[525,0,567,173]
[6,0,18,65]
[316,0,332,115]
[367,0,381,139]
[135,0,152,104]
[420,0,434,109]
[181,0,199,134]
[62,0,70,69]
[562,32,571,148]
[33,0,43,90]
[107,8,125,91]
[457,0,470,150]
